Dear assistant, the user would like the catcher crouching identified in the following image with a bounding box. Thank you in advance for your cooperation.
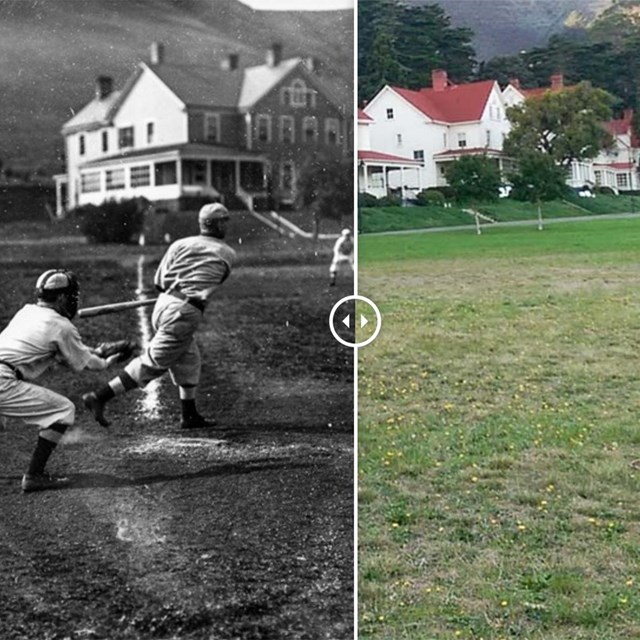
[0,270,133,493]
[82,202,236,430]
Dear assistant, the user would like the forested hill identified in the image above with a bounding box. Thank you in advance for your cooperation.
[428,0,612,61]
[0,0,352,176]
[359,0,640,118]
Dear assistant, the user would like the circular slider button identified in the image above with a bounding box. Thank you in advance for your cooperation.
[329,295,382,348]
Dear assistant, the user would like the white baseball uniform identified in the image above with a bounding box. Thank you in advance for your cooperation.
[0,304,94,437]
[330,234,354,275]
[124,234,236,388]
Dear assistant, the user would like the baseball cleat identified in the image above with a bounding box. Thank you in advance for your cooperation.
[21,473,71,493]
[180,414,217,429]
[82,392,111,427]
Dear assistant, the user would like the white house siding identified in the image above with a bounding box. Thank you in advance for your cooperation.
[358,119,371,151]
[365,87,441,188]
[113,69,186,150]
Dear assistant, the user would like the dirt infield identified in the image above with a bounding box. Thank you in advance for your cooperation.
[0,242,354,639]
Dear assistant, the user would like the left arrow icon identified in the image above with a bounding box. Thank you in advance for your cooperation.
[342,315,351,328]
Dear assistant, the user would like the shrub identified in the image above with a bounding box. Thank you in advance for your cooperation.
[596,186,616,195]
[75,199,145,243]
[358,192,380,208]
[377,192,403,207]
[415,189,445,206]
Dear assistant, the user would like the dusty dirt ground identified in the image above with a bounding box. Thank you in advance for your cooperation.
[0,242,354,639]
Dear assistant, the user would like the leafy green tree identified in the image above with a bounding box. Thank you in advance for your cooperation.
[508,151,568,230]
[358,0,476,102]
[504,82,614,168]
[444,155,502,202]
[296,151,353,238]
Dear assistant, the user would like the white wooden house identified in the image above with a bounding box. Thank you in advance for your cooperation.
[357,108,423,198]
[55,42,349,215]
[503,74,640,191]
[362,69,513,194]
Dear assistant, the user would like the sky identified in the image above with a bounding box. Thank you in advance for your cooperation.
[238,0,353,9]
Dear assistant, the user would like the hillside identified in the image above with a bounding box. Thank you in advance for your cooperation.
[0,0,353,175]
[409,0,613,60]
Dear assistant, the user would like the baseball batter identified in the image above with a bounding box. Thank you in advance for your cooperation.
[329,228,354,287]
[0,270,123,492]
[83,202,236,429]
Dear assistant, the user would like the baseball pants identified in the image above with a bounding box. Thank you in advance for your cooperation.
[124,294,202,389]
[0,369,74,441]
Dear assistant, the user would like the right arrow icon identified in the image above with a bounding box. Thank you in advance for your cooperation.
[360,314,368,329]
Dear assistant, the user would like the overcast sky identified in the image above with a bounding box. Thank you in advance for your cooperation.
[239,0,353,9]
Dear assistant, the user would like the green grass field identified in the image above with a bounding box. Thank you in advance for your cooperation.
[360,194,640,234]
[358,218,640,639]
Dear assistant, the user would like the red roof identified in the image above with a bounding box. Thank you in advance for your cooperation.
[358,150,422,165]
[358,108,373,121]
[593,161,634,170]
[391,80,495,123]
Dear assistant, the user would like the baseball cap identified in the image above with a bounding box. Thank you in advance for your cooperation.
[36,269,75,291]
[198,202,229,225]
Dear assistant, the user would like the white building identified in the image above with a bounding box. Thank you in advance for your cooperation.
[362,69,513,193]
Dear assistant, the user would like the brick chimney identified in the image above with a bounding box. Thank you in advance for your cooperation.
[509,77,521,90]
[550,73,564,90]
[432,69,448,92]
[95,75,113,100]
[623,108,634,122]
[150,41,164,65]
[266,43,283,68]
[220,53,239,71]
[303,56,319,74]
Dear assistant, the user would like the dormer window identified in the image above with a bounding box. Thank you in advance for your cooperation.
[457,133,467,148]
[386,108,394,120]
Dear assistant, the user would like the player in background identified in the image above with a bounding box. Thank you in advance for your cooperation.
[82,202,236,430]
[329,228,354,287]
[0,270,123,493]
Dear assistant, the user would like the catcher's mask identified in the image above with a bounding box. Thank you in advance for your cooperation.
[35,269,80,319]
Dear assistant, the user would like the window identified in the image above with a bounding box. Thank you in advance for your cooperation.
[130,165,151,187]
[182,160,207,185]
[280,162,294,191]
[105,168,125,190]
[413,150,424,162]
[303,116,318,143]
[101,131,108,153]
[280,115,295,144]
[281,79,316,108]
[457,133,467,148]
[80,171,100,193]
[257,115,272,143]
[443,133,447,147]
[118,126,134,149]
[396,134,403,146]
[386,108,394,120]
[154,161,177,185]
[617,173,629,189]
[146,122,155,145]
[325,118,340,145]
[79,135,85,156]
[205,114,220,143]
[485,130,491,147]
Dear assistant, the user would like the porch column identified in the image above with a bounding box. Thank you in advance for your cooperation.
[362,163,369,192]
[400,167,405,197]
[383,165,388,194]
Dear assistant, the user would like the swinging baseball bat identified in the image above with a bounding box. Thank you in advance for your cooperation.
[78,298,158,318]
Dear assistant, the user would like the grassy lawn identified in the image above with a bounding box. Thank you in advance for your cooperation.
[358,218,640,639]
[360,194,640,234]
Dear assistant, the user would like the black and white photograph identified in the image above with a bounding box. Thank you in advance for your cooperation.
[0,0,355,638]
